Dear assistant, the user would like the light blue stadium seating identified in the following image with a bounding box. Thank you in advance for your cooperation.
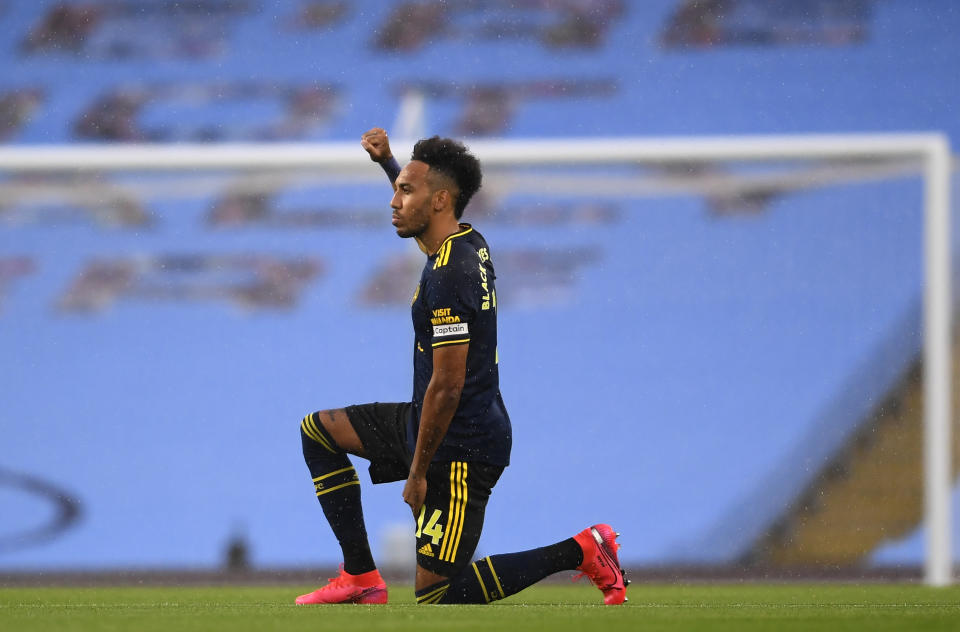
[1,0,958,569]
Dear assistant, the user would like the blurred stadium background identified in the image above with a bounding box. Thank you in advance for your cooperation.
[1,0,959,584]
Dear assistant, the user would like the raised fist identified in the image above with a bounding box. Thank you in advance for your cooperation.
[360,127,393,163]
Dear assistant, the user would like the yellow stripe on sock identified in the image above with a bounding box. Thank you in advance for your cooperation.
[300,415,321,440]
[417,584,447,602]
[315,480,359,497]
[300,417,325,444]
[305,415,334,452]
[305,415,336,453]
[416,584,449,604]
[423,588,448,604]
[312,466,355,483]
[485,556,505,600]
[472,561,491,603]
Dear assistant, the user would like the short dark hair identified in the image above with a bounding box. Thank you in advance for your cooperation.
[411,136,482,219]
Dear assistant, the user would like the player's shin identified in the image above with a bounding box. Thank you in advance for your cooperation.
[416,539,582,604]
[300,414,376,575]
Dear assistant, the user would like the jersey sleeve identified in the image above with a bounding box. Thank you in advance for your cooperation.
[426,255,478,349]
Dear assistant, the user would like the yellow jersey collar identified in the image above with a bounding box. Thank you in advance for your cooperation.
[434,224,473,255]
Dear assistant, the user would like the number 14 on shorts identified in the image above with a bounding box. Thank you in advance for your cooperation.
[416,506,444,544]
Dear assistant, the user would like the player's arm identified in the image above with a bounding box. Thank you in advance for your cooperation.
[361,127,400,188]
[402,343,468,514]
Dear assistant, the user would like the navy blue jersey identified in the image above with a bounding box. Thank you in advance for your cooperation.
[408,224,512,466]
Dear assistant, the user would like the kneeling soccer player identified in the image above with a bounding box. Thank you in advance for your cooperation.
[295,128,627,606]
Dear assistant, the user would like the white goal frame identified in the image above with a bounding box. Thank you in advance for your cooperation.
[0,133,952,585]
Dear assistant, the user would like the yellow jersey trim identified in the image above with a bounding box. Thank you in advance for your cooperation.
[431,224,473,269]
[432,337,470,348]
[438,224,473,250]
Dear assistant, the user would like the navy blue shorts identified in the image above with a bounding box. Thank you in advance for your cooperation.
[344,402,503,576]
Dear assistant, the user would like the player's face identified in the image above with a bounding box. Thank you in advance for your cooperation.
[390,161,434,239]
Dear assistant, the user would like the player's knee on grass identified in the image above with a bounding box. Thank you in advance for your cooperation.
[415,557,507,605]
[415,541,585,605]
[416,579,455,605]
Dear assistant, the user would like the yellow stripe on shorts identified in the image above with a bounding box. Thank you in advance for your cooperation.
[449,462,468,561]
[439,462,468,563]
[439,463,460,562]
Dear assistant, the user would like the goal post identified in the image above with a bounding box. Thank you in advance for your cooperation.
[0,133,952,584]
[924,135,953,587]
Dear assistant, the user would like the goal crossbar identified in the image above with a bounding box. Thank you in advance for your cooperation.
[0,133,948,170]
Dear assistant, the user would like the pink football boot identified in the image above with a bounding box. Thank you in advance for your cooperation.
[295,566,388,605]
[572,524,629,605]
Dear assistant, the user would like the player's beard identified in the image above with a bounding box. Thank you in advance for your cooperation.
[395,222,426,239]
[393,207,430,239]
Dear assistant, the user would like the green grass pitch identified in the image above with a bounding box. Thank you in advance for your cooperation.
[3,583,960,631]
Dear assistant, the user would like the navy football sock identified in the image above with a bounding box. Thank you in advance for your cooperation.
[300,413,376,575]
[416,538,583,604]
